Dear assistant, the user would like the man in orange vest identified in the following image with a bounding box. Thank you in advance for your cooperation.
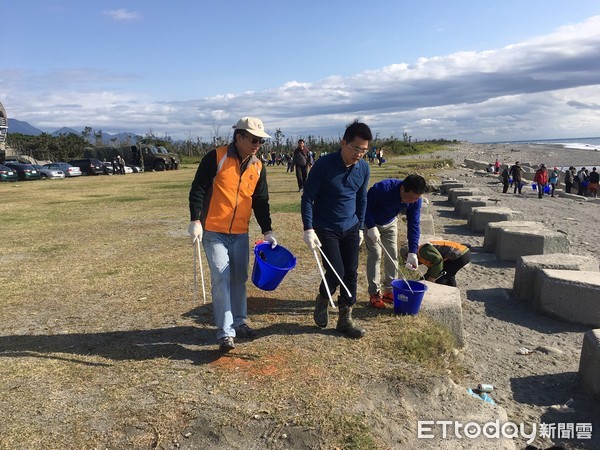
[188,117,277,353]
[401,240,471,287]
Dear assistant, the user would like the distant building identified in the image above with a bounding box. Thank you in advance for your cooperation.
[0,101,7,151]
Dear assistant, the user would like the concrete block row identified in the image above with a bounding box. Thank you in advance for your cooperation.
[468,207,525,233]
[534,269,600,326]
[448,187,484,205]
[513,253,599,302]
[454,197,501,219]
[579,329,600,400]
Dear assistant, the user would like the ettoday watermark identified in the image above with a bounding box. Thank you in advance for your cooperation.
[417,420,592,444]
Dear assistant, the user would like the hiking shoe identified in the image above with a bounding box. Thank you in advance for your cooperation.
[369,292,386,309]
[218,336,235,353]
[382,292,394,305]
[234,323,257,339]
[314,293,329,328]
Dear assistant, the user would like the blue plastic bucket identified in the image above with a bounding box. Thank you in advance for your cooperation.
[251,243,296,291]
[544,185,550,194]
[391,280,428,315]
[531,183,537,190]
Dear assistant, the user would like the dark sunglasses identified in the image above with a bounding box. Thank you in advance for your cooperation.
[243,134,265,145]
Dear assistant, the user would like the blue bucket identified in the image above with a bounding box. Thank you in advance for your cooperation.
[391,280,428,315]
[531,183,537,190]
[251,243,296,291]
[544,185,550,194]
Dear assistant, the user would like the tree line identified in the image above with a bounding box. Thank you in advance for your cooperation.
[6,127,457,162]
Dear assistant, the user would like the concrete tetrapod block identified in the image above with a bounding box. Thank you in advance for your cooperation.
[420,213,436,235]
[558,191,588,201]
[483,221,542,253]
[468,207,525,233]
[420,281,464,347]
[533,270,600,326]
[439,182,466,194]
[496,228,570,261]
[454,197,500,219]
[579,329,600,400]
[513,254,599,302]
[447,188,484,205]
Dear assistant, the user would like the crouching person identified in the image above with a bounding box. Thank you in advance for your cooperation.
[401,240,471,287]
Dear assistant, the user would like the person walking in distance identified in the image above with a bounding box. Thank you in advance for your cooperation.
[549,166,560,197]
[188,117,278,353]
[534,164,548,199]
[293,139,309,192]
[564,166,576,194]
[301,120,371,338]
[510,161,523,194]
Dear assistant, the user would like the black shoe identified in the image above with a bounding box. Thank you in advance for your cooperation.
[234,323,257,339]
[218,336,235,353]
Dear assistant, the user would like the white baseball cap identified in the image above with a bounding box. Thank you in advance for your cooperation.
[232,117,271,138]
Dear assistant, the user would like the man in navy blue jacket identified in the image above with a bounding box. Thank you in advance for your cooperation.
[301,120,371,338]
[364,175,426,308]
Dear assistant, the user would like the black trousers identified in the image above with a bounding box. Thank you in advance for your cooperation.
[295,165,307,190]
[315,226,360,307]
[436,251,471,287]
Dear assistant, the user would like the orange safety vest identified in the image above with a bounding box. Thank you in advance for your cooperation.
[204,146,263,234]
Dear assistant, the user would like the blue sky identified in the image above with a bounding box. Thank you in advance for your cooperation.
[2,1,600,142]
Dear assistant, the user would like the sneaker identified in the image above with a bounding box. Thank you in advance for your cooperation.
[234,323,257,339]
[382,292,394,304]
[218,336,235,353]
[369,292,386,309]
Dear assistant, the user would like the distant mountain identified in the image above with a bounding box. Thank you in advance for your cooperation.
[7,118,142,145]
[7,118,43,135]
[52,127,80,136]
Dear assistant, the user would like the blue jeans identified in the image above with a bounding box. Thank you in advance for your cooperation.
[315,225,360,307]
[202,231,249,340]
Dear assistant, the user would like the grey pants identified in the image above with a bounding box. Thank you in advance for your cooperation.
[365,218,398,295]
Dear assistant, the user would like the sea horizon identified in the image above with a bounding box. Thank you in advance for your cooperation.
[479,136,600,151]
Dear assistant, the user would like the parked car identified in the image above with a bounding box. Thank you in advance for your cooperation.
[101,162,115,175]
[43,162,82,178]
[68,158,104,175]
[3,162,41,181]
[32,164,65,179]
[0,164,19,182]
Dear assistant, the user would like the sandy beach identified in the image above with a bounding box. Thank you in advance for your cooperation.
[422,142,600,449]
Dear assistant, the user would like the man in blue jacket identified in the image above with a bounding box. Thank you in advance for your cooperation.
[364,175,426,308]
[301,120,371,338]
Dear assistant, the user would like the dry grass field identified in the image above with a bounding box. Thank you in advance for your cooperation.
[0,155,458,449]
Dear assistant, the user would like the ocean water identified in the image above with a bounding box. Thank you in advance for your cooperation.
[497,137,600,151]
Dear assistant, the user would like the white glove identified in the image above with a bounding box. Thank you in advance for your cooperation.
[188,221,203,243]
[367,227,380,243]
[358,229,364,247]
[263,231,278,249]
[405,252,419,270]
[303,229,321,250]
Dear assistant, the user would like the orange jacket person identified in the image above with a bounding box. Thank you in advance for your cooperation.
[188,117,277,353]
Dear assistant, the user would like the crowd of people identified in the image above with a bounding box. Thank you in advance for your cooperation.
[259,142,387,194]
[187,116,467,353]
[496,160,599,198]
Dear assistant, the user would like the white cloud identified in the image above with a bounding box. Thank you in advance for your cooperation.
[103,9,140,21]
[5,16,600,142]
